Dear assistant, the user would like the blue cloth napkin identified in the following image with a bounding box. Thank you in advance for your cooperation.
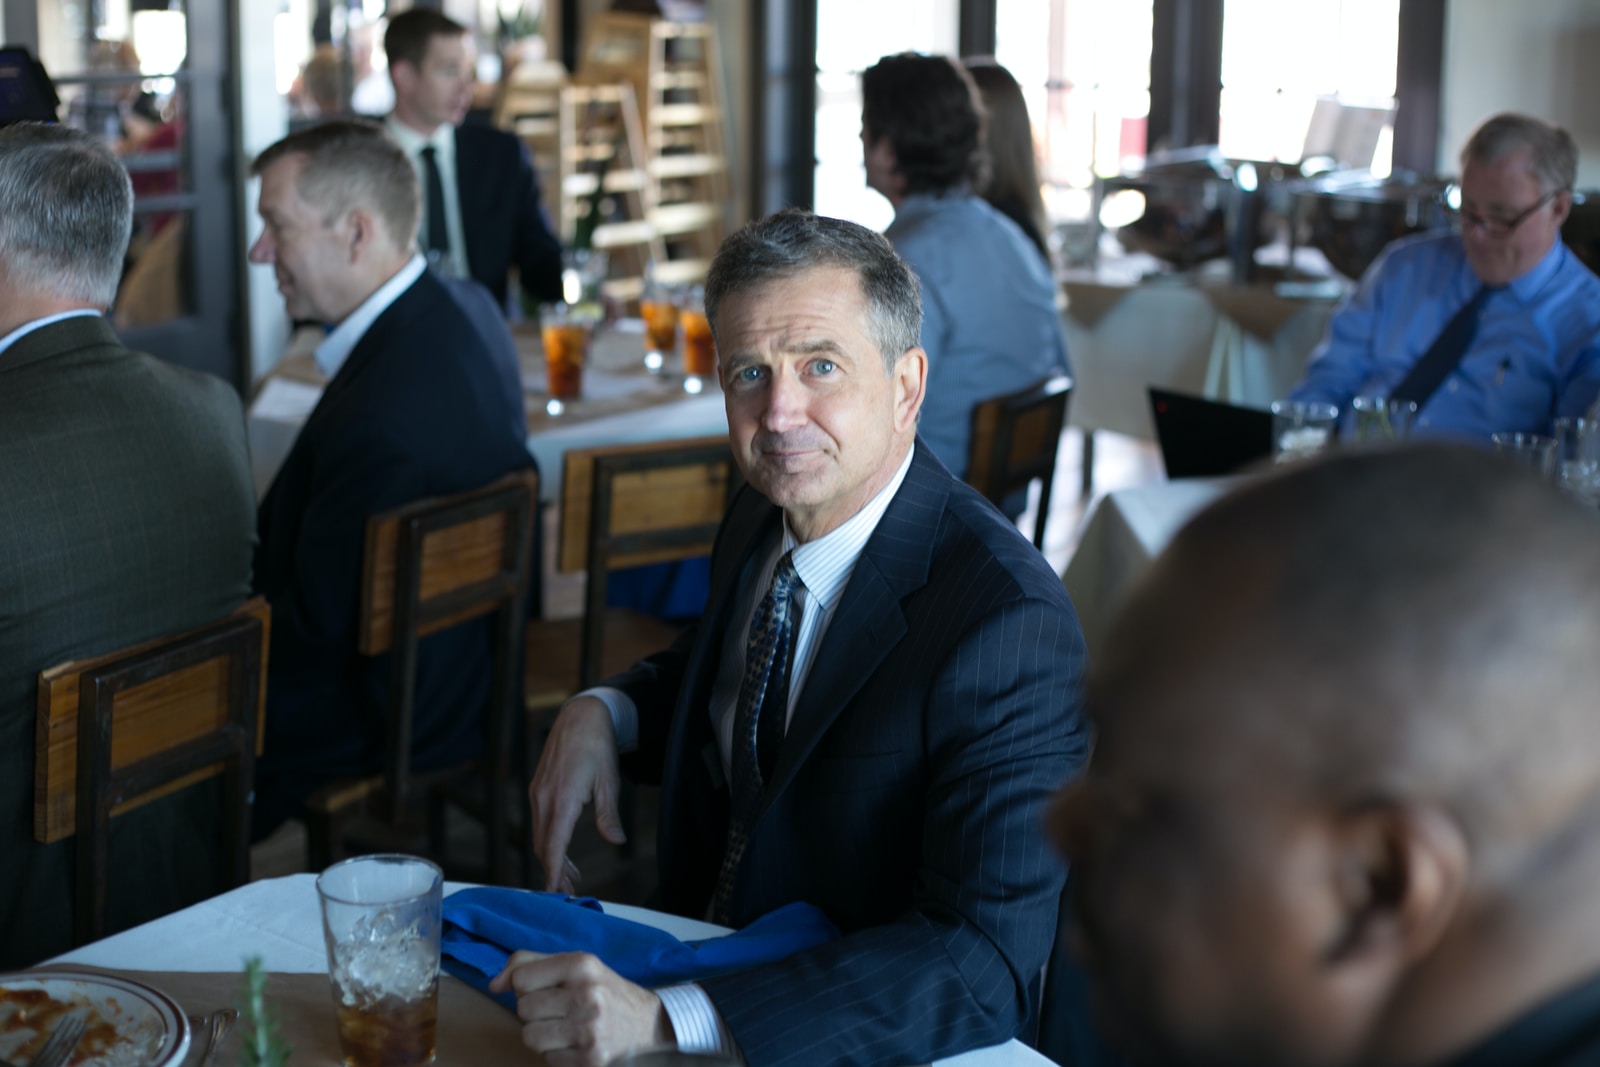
[440,888,840,1010]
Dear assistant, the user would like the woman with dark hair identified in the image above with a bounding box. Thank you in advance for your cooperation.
[964,58,1051,264]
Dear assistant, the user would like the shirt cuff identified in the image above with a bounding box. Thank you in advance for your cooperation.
[573,686,638,754]
[655,984,743,1062]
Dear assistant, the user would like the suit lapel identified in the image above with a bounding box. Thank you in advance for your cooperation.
[763,443,949,802]
[452,126,486,282]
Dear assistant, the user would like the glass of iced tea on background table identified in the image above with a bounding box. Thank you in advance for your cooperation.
[680,285,716,391]
[541,302,592,412]
[639,281,680,373]
[316,855,443,1067]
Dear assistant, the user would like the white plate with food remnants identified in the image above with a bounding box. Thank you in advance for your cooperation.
[0,970,190,1067]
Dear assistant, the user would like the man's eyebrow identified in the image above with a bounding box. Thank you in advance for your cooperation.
[787,338,846,356]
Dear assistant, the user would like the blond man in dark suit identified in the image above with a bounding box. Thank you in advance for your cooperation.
[0,124,255,966]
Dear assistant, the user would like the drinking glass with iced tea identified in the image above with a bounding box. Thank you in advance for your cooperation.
[681,285,716,385]
[639,281,680,373]
[316,855,443,1067]
[541,302,590,405]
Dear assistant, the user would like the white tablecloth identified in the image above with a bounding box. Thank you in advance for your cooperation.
[55,876,1049,1067]
[1062,478,1234,652]
[1062,280,1339,441]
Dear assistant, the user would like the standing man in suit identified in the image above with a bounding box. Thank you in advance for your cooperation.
[383,7,563,312]
[497,209,1088,1065]
[247,120,534,839]
[0,124,255,965]
[1287,113,1600,438]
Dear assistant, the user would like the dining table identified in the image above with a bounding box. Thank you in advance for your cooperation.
[50,875,1056,1067]
[246,320,730,503]
[1061,476,1236,652]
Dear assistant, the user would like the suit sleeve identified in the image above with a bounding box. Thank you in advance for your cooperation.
[700,595,1091,1067]
[271,419,427,651]
[509,137,564,304]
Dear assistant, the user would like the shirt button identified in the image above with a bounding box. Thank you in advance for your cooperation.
[1448,380,1461,393]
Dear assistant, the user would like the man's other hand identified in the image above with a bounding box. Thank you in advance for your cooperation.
[529,695,627,893]
[489,950,675,1066]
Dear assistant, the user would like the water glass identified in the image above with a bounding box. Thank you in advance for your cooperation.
[1555,417,1600,505]
[1492,432,1558,480]
[1351,395,1419,443]
[1270,400,1339,462]
[317,855,444,1067]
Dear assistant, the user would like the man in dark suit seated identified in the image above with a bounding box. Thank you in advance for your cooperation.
[246,120,534,839]
[382,7,563,312]
[1052,444,1600,1067]
[0,123,255,965]
[494,209,1089,1065]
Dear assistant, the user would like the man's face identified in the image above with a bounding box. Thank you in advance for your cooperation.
[717,265,924,541]
[392,33,475,132]
[1458,146,1569,287]
[247,154,351,324]
[1052,665,1377,1067]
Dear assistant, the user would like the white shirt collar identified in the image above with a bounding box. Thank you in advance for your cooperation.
[313,254,427,378]
[0,309,102,360]
[385,114,453,156]
[781,447,915,614]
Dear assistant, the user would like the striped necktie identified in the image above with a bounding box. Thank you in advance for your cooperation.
[711,552,802,927]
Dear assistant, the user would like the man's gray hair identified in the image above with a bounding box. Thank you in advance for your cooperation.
[252,119,421,250]
[0,123,133,308]
[704,208,921,373]
[1461,113,1578,195]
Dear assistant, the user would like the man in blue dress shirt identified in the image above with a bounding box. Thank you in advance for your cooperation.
[1288,113,1600,439]
[861,52,1070,483]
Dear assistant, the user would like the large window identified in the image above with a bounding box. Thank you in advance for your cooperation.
[1219,0,1399,173]
[995,0,1154,224]
[813,0,958,230]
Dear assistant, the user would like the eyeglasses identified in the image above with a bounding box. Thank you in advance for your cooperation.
[1446,189,1564,238]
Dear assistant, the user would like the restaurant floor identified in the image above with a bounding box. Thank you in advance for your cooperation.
[248,428,1164,903]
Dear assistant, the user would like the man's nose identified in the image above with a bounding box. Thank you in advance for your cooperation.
[247,230,273,265]
[760,367,808,431]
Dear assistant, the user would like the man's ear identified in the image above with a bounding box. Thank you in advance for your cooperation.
[389,58,416,94]
[342,207,378,263]
[1322,802,1469,974]
[893,347,927,432]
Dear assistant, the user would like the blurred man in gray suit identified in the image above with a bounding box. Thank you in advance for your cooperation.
[0,124,256,966]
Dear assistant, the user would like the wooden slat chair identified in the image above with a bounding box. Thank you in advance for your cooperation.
[302,471,538,885]
[528,435,739,705]
[965,375,1074,551]
[35,597,270,946]
[524,437,739,881]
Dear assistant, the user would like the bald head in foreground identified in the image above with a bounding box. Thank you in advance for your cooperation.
[1052,445,1600,1067]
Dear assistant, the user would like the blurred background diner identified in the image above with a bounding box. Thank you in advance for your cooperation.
[6,0,1600,1059]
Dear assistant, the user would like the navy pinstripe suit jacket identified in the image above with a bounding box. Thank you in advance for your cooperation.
[613,441,1089,1066]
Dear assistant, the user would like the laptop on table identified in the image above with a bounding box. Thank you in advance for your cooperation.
[1148,387,1274,479]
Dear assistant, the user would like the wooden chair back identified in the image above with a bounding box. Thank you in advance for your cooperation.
[357,470,539,824]
[555,436,739,688]
[35,597,270,946]
[966,375,1073,550]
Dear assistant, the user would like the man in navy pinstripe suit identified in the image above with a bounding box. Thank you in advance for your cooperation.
[498,209,1089,1066]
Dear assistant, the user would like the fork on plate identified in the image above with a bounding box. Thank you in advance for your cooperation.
[25,1008,88,1067]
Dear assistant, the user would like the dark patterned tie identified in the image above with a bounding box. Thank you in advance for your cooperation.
[711,552,802,927]
[1390,285,1495,408]
[420,146,450,262]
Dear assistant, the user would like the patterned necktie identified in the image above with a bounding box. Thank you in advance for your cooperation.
[711,552,802,927]
[420,146,450,262]
[1390,285,1495,408]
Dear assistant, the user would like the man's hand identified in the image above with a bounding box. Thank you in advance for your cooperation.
[529,695,627,893]
[488,950,674,1066]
